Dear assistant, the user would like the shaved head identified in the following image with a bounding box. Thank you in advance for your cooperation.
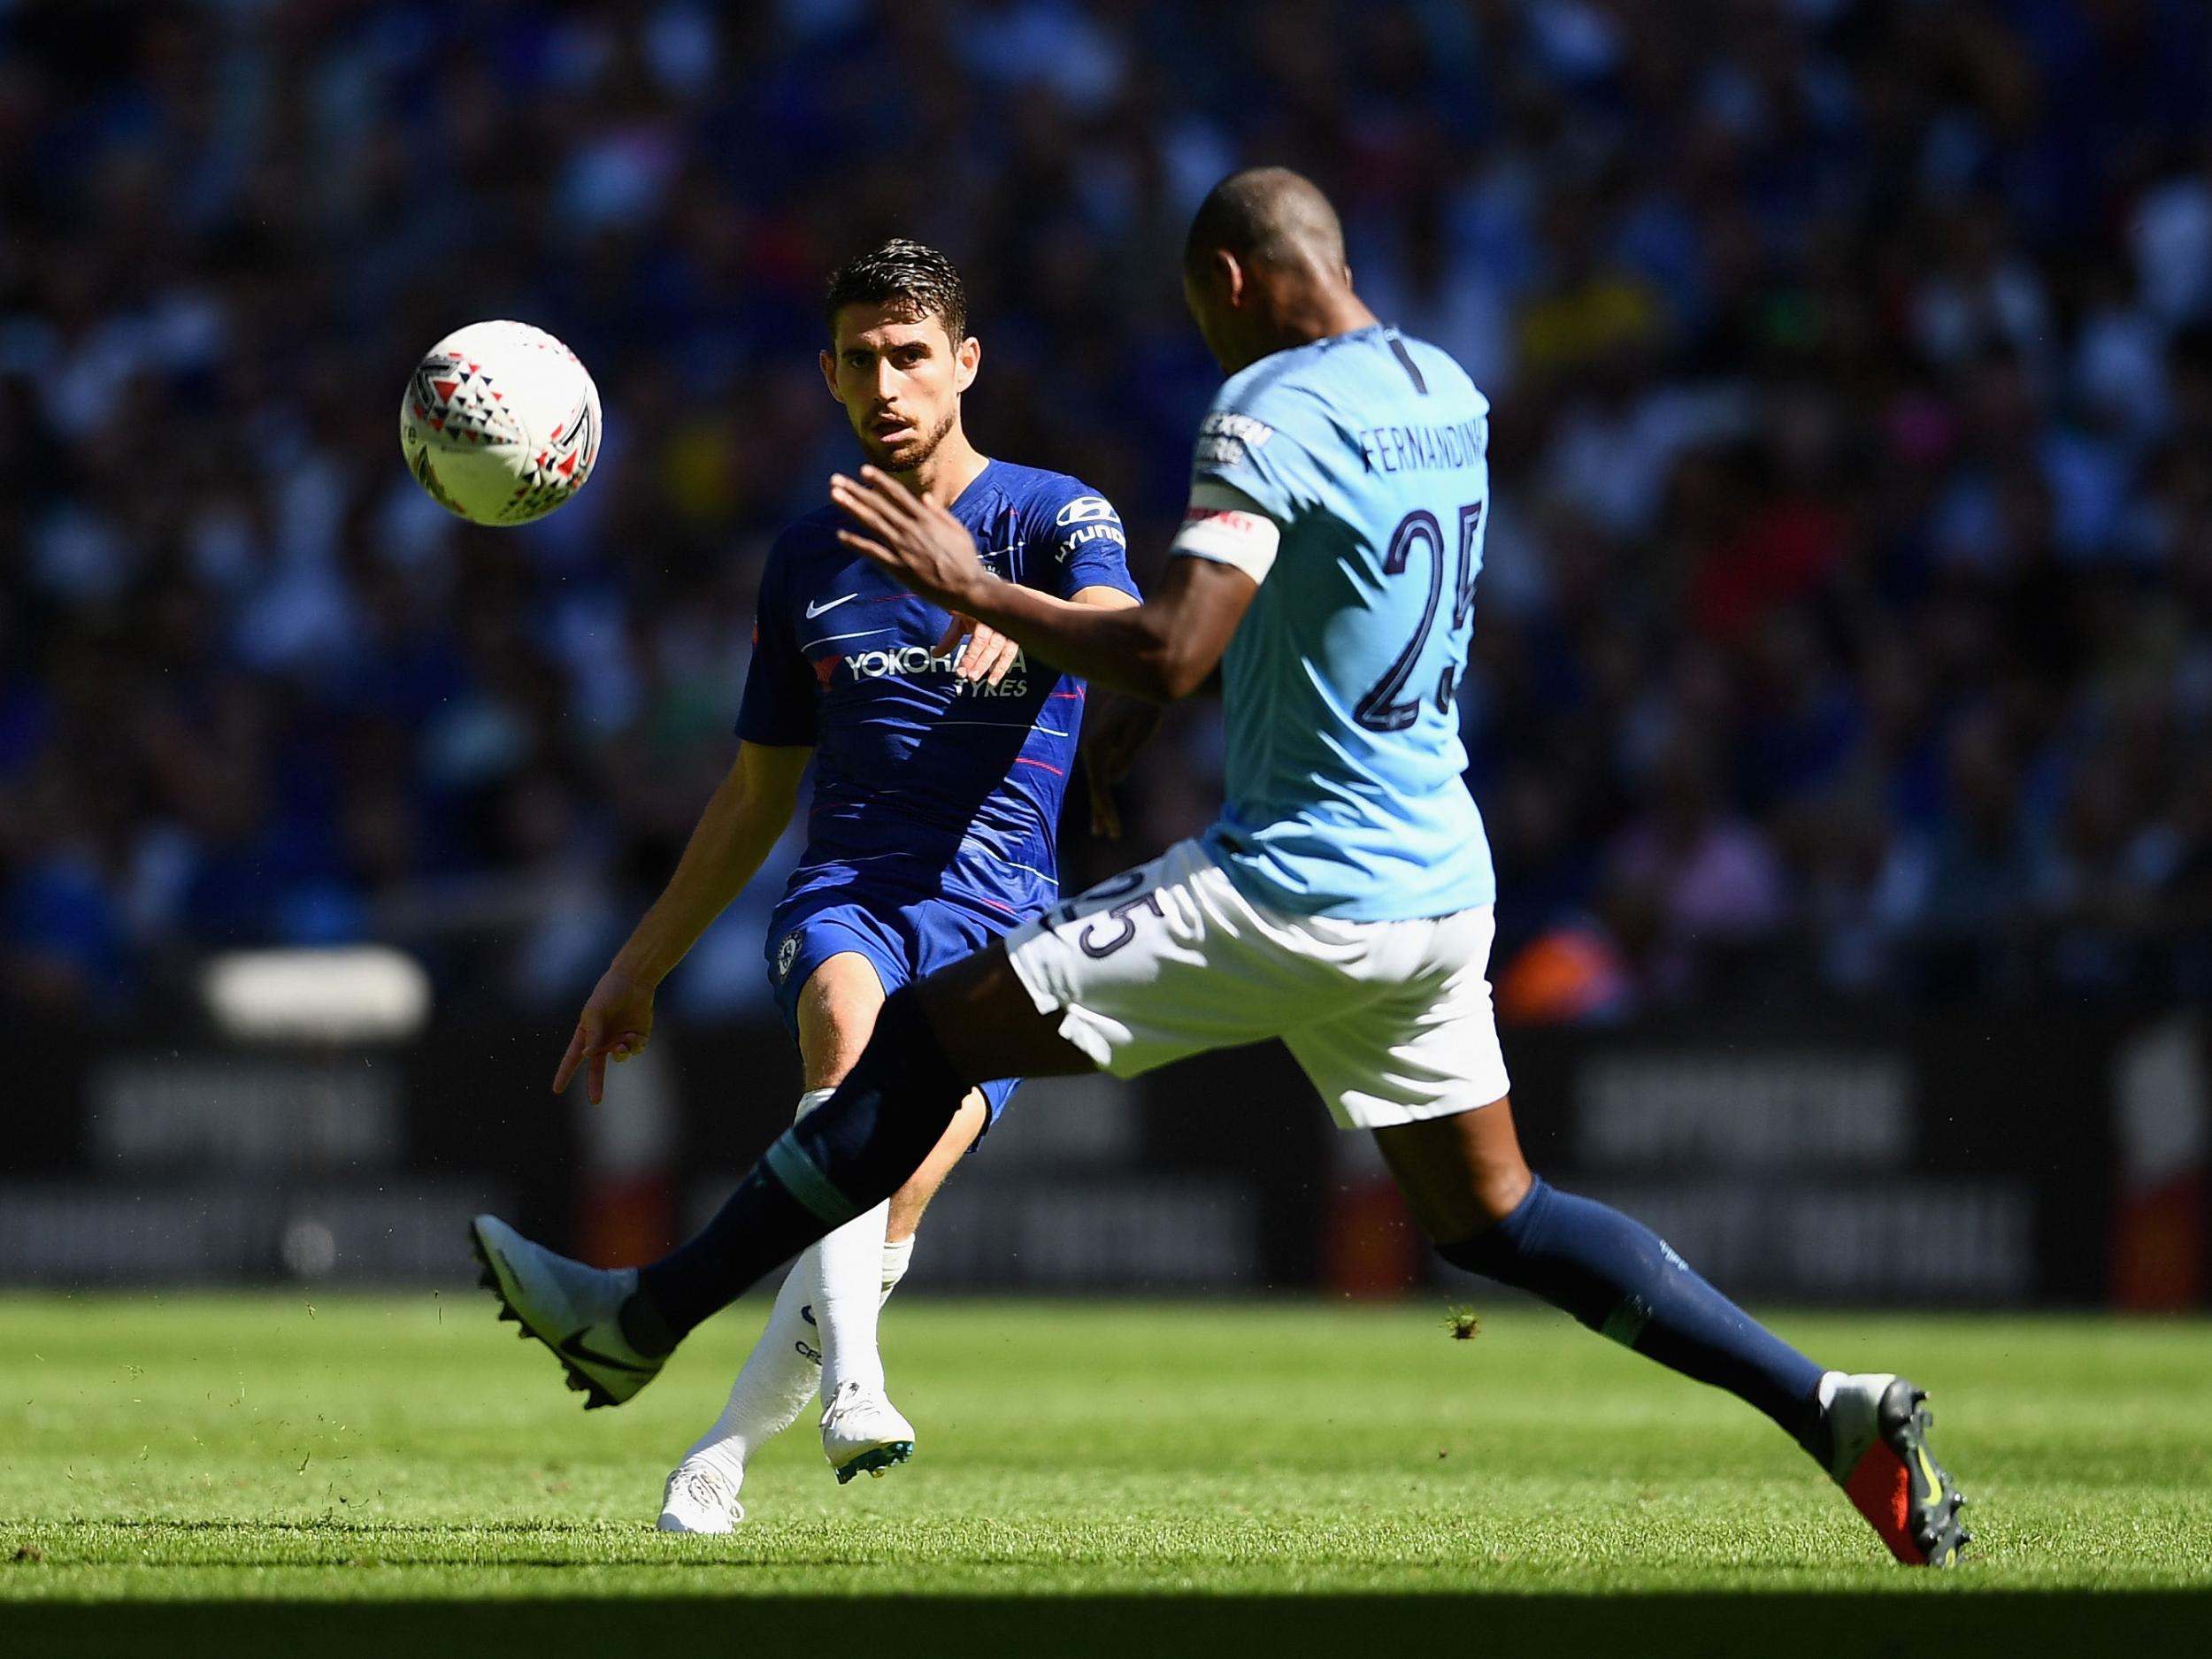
[1180,166,1374,373]
[1183,166,1348,279]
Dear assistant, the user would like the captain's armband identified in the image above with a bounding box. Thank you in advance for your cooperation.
[1170,481,1282,584]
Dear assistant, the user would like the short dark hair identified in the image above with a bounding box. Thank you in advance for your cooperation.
[1183,166,1346,277]
[824,240,969,344]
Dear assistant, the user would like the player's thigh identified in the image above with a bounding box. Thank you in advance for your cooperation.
[911,939,1102,1087]
[795,950,891,1089]
[984,841,1310,1083]
[796,937,992,1233]
[902,897,1032,1141]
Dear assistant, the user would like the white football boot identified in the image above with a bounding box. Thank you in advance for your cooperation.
[820,1379,916,1484]
[657,1460,744,1533]
[468,1213,665,1409]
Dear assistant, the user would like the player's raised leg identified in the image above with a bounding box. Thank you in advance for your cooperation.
[616,944,1094,1361]
[1375,1101,1971,1567]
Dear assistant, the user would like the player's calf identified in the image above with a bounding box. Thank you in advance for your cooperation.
[1433,1174,1828,1443]
[1431,1175,1972,1566]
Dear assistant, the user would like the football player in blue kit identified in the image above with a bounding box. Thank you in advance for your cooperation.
[480,174,1969,1568]
[531,241,1138,1533]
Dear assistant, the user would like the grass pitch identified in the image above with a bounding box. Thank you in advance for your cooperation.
[2,1294,2207,1655]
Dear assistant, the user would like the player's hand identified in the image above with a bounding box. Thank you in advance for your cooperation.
[934,613,1022,686]
[830,466,988,613]
[553,966,656,1106]
[1081,693,1162,838]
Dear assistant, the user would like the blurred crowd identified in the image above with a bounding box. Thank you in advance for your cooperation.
[5,0,2212,1027]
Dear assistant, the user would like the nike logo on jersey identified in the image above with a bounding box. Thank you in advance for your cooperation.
[557,1329,658,1375]
[805,594,859,618]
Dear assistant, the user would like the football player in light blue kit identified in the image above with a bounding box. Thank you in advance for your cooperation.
[474,170,1970,1569]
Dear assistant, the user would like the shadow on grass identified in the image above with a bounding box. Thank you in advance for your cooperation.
[9,1593,2210,1659]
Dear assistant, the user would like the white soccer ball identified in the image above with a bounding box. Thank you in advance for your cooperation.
[399,320,603,526]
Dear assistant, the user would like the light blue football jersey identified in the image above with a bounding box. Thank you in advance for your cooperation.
[1182,324,1494,922]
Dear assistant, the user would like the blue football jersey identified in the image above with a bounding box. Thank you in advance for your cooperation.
[739,459,1139,921]
[1182,325,1496,922]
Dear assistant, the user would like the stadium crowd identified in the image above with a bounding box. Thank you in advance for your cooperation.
[5,0,2212,1025]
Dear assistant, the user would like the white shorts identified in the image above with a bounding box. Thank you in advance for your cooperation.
[1004,840,1510,1130]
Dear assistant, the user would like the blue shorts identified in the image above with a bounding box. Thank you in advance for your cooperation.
[765,888,1023,1127]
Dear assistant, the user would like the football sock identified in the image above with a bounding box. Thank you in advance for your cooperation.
[814,1201,893,1400]
[781,1083,898,1398]
[1436,1176,1825,1444]
[673,1232,919,1483]
[629,989,968,1345]
[879,1233,914,1298]
[678,1256,820,1485]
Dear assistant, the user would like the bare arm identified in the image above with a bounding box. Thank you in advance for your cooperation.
[833,466,1255,702]
[611,741,809,982]
[553,741,810,1101]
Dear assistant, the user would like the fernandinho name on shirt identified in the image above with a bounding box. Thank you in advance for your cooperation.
[1356,417,1488,474]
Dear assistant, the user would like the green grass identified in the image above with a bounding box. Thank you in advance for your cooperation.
[2,1294,2208,1655]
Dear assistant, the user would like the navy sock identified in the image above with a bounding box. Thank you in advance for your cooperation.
[628,988,971,1347]
[1438,1177,1825,1446]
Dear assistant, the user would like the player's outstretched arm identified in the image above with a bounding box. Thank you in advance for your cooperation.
[553,741,810,1103]
[832,467,1252,702]
[933,585,1134,688]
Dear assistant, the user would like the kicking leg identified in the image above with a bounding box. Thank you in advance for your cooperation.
[525,850,1207,1386]
[1376,1102,1970,1566]
[625,941,1083,1363]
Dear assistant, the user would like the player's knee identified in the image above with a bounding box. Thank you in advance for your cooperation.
[847,987,972,1134]
[1471,1159,1534,1228]
[1432,1173,1548,1277]
[1409,1164,1534,1249]
[870,985,951,1071]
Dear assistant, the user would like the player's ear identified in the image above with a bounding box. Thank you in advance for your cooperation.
[954,334,980,395]
[1217,250,1248,310]
[818,349,845,405]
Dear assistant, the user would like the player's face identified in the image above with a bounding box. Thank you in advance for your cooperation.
[820,304,979,473]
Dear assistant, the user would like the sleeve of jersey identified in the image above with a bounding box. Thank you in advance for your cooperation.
[1039,488,1142,601]
[733,556,819,747]
[1183,396,1301,583]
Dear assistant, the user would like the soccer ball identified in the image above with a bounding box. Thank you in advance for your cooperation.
[400,320,602,526]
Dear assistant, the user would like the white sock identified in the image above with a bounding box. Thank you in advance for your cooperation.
[676,1087,842,1484]
[814,1201,892,1399]
[879,1233,913,1304]
[679,1257,820,1486]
